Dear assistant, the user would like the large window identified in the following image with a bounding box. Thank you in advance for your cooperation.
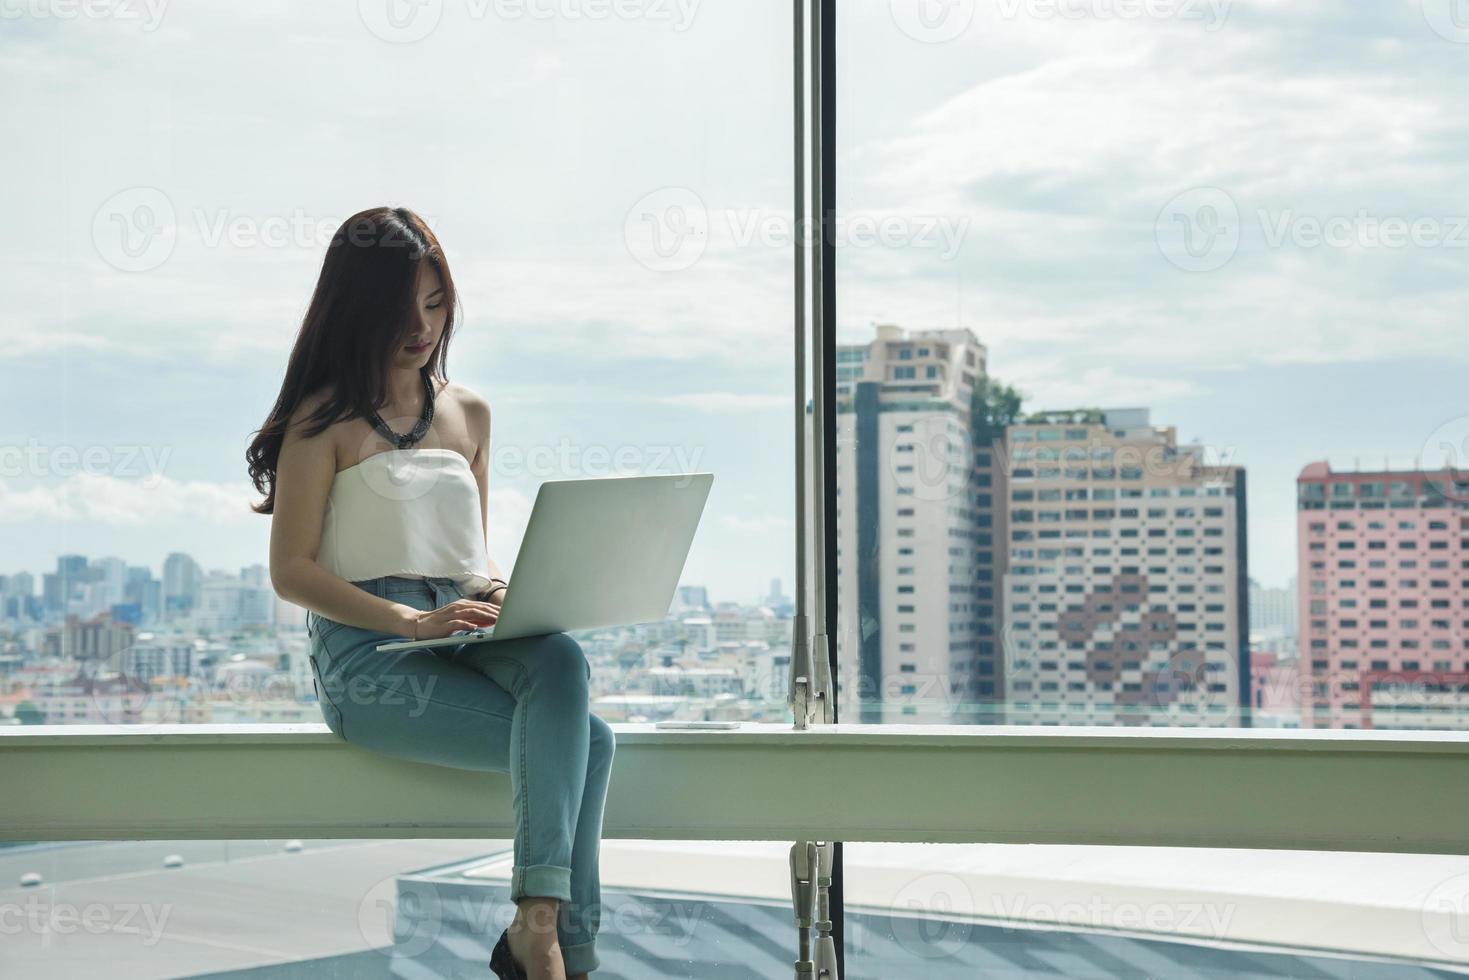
[836,0,1469,733]
[1,2,794,728]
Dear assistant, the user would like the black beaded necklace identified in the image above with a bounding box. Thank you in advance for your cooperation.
[368,370,435,449]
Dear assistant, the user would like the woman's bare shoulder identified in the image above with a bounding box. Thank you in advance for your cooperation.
[440,381,490,452]
[441,379,488,412]
[287,384,338,429]
[282,386,351,469]
[444,380,489,429]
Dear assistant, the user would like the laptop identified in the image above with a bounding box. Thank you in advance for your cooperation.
[376,472,713,652]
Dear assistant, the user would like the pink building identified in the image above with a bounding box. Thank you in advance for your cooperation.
[1296,462,1469,729]
[1249,649,1305,728]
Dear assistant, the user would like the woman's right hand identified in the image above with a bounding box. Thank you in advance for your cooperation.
[406,599,500,640]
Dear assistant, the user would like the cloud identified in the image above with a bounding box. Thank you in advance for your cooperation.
[837,2,1469,373]
[0,473,254,526]
[0,480,68,522]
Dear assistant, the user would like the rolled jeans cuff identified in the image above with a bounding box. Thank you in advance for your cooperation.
[560,938,599,976]
[510,863,572,903]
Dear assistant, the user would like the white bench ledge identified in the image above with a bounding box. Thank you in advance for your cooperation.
[4,723,1468,852]
[9,721,1469,749]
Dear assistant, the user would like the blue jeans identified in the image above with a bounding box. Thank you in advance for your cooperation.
[307,574,614,976]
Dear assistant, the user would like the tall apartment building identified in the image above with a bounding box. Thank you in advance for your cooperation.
[834,324,1001,724]
[1001,409,1249,727]
[43,554,89,616]
[1296,462,1469,730]
[198,568,276,634]
[1249,576,1298,637]
[163,552,203,619]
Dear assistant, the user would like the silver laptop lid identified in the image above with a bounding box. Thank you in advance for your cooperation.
[489,471,714,641]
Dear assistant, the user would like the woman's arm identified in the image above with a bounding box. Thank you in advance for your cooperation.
[463,388,508,602]
[268,394,421,635]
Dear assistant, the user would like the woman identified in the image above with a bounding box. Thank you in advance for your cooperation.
[247,206,613,980]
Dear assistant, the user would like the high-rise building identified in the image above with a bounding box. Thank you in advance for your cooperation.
[44,554,89,616]
[43,614,135,662]
[125,565,163,623]
[197,567,275,634]
[121,634,200,684]
[1,571,36,620]
[1248,576,1297,637]
[1000,409,1249,727]
[762,578,792,618]
[1295,462,1469,730]
[163,552,203,619]
[834,324,998,724]
[93,557,128,609]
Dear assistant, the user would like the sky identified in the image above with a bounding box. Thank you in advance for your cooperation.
[2,0,1467,602]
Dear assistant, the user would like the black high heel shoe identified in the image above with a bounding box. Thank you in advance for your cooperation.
[490,927,528,980]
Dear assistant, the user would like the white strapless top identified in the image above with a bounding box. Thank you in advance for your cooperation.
[315,448,492,596]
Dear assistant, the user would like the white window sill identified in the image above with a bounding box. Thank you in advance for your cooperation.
[4,722,1467,852]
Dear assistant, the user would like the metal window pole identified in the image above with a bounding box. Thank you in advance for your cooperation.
[810,0,835,732]
[788,0,834,737]
[791,0,812,733]
[788,0,841,975]
[817,0,845,972]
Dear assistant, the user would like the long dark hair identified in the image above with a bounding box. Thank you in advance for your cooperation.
[246,206,460,515]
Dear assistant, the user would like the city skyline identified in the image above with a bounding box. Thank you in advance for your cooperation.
[2,350,1457,599]
[6,333,1466,733]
